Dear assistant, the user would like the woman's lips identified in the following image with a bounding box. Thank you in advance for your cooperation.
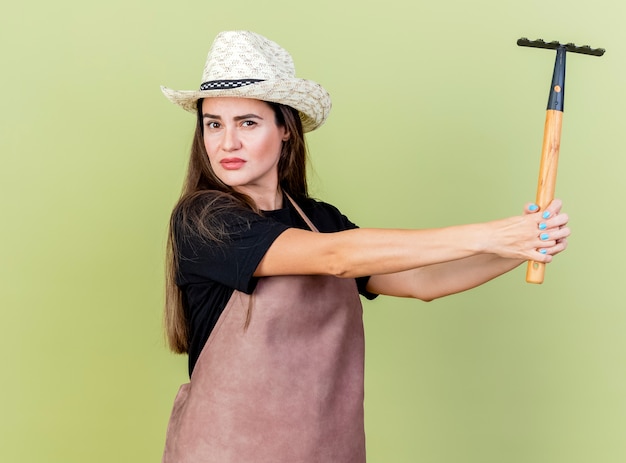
[220,158,246,170]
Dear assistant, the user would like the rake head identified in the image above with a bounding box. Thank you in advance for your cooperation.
[517,38,605,56]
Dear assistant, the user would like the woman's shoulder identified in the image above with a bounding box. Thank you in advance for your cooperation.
[172,190,262,243]
[297,196,359,232]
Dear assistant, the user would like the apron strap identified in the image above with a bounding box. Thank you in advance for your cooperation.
[284,192,319,233]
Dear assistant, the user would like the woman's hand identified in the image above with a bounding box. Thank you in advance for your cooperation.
[524,199,569,258]
[485,199,570,262]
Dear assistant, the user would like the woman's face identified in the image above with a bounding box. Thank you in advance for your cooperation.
[201,97,288,197]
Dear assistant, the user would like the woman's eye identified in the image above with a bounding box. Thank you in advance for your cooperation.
[205,121,220,129]
[241,120,256,127]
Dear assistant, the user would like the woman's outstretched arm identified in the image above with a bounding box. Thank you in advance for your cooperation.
[254,199,570,298]
[366,200,569,301]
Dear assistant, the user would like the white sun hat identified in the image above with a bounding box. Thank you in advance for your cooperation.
[161,30,332,132]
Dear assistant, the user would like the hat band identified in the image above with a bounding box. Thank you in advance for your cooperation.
[199,79,265,91]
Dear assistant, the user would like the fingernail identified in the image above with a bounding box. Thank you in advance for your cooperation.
[540,233,549,241]
[539,249,548,254]
[539,222,547,230]
[529,204,539,212]
[542,211,551,219]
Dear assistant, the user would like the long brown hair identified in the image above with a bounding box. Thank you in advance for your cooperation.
[164,99,308,353]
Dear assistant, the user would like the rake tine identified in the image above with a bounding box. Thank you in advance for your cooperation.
[518,37,605,56]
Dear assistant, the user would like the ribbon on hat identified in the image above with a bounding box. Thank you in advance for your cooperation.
[199,79,265,91]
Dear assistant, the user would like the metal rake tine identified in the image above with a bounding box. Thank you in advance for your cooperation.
[518,37,605,56]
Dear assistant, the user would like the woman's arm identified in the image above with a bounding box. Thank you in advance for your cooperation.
[366,201,569,301]
[254,199,570,292]
[366,255,524,301]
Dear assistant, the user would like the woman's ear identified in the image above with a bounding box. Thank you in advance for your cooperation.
[282,130,290,141]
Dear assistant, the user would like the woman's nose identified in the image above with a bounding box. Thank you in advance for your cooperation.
[222,127,242,151]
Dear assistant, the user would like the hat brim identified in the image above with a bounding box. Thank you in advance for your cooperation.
[161,78,331,133]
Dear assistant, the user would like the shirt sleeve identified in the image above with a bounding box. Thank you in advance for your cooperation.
[301,199,377,300]
[175,205,290,294]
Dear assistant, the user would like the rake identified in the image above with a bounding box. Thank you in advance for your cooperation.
[517,38,605,284]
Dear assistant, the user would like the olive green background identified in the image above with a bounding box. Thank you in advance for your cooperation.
[1,0,624,461]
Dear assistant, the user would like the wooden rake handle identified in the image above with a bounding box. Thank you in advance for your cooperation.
[526,46,566,284]
[526,109,563,283]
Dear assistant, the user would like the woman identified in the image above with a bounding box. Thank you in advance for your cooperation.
[160,31,569,463]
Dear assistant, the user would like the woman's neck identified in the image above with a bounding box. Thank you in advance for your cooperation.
[236,186,283,211]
